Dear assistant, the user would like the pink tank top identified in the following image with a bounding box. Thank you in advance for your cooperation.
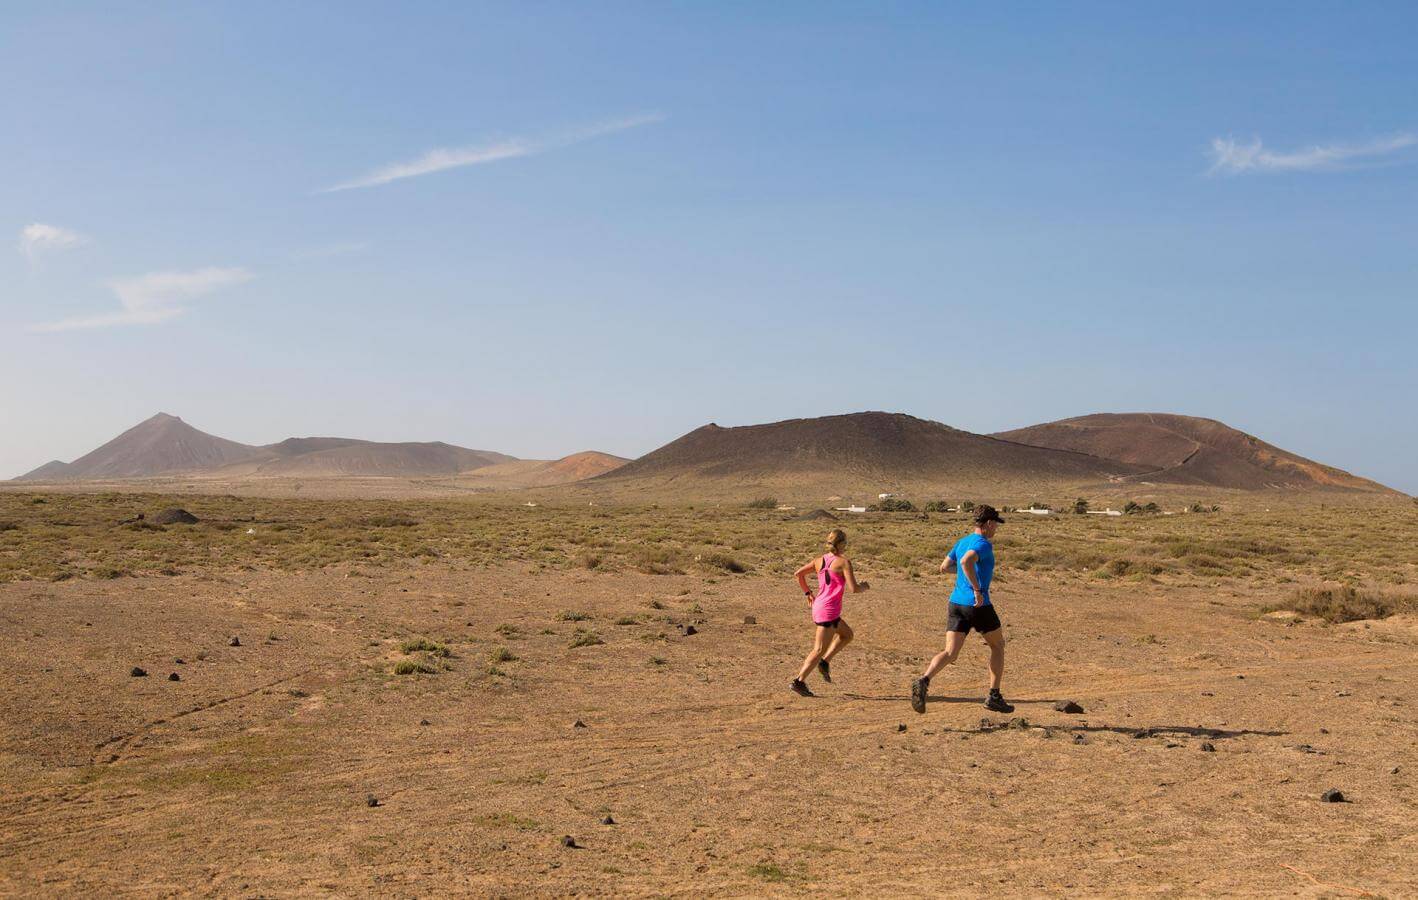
[812,553,845,623]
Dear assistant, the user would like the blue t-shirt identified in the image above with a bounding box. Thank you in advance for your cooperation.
[947,532,994,606]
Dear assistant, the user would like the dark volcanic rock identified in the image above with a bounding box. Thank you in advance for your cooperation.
[684,625,698,636]
[1321,789,1347,803]
[601,815,615,825]
[573,720,587,729]
[168,672,180,682]
[229,636,241,647]
[561,835,578,848]
[743,616,757,625]
[152,508,199,525]
[366,794,380,807]
[130,667,147,677]
[1053,700,1084,714]
[1199,742,1216,752]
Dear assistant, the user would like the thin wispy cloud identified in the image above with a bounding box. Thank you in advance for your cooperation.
[319,113,664,193]
[19,223,87,259]
[29,267,254,333]
[290,240,372,261]
[1207,133,1418,175]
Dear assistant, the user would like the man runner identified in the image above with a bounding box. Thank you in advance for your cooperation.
[911,504,1014,714]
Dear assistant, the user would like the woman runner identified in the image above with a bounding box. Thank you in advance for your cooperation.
[790,528,869,697]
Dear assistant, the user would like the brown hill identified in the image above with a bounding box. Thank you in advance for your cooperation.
[457,451,628,489]
[17,413,263,481]
[593,412,1146,498]
[994,413,1394,492]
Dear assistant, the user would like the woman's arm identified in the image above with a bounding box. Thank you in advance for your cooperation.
[794,558,818,599]
[842,558,870,593]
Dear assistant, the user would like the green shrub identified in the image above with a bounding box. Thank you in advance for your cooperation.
[871,498,915,512]
[400,638,450,657]
[394,659,437,675]
[489,647,517,663]
[557,610,592,622]
[746,497,778,509]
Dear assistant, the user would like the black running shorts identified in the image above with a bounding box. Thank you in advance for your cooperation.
[814,618,841,629]
[947,602,1002,635]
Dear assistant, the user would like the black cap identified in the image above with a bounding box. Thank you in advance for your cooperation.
[974,504,1004,525]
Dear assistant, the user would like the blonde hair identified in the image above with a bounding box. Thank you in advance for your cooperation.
[825,528,847,553]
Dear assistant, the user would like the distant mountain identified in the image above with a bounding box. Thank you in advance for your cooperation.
[13,414,611,485]
[249,441,514,477]
[18,460,74,481]
[594,411,1146,497]
[17,413,264,481]
[994,413,1395,492]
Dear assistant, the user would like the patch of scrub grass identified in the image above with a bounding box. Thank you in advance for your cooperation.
[557,610,592,622]
[473,812,541,831]
[614,616,639,626]
[748,863,789,882]
[649,655,667,666]
[394,659,438,675]
[400,638,450,657]
[569,628,604,648]
[485,664,507,677]
[495,623,521,638]
[489,646,517,663]
[1265,585,1414,623]
[1137,633,1160,645]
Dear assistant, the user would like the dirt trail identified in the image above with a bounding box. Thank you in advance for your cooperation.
[1,565,1415,896]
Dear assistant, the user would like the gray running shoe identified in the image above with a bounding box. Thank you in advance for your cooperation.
[911,677,928,714]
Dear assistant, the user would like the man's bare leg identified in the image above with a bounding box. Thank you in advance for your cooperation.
[911,630,967,713]
[981,628,1013,712]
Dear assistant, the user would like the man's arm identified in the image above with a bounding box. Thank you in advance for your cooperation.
[939,552,957,575]
[959,549,984,606]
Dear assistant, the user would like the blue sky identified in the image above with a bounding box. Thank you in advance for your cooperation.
[3,2,1415,493]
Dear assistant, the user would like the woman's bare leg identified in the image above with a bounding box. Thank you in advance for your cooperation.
[822,619,854,663]
[795,625,836,682]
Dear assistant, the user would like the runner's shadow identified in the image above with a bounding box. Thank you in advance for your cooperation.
[841,693,1058,705]
[933,722,1288,740]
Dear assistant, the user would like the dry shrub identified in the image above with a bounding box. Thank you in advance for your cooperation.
[700,552,747,574]
[1268,586,1413,623]
[569,628,603,648]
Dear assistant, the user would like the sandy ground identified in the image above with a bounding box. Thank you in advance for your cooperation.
[1,564,1415,897]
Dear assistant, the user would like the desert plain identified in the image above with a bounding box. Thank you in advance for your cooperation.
[0,490,1415,897]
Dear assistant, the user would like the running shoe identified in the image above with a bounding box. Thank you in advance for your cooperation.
[910,677,928,714]
[791,679,814,698]
[984,690,1014,713]
[817,659,832,683]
